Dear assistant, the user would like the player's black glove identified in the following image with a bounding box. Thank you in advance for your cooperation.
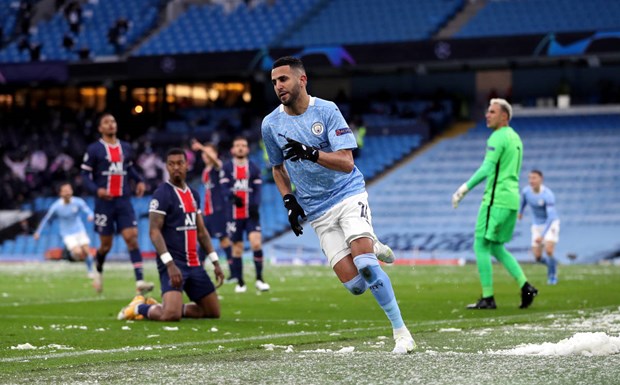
[283,194,306,236]
[283,138,319,162]
[249,205,260,220]
[230,193,244,208]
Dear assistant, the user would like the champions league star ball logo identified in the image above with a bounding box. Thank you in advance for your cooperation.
[311,122,324,136]
[150,199,159,211]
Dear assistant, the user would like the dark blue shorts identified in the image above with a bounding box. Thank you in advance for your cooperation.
[227,218,261,243]
[158,262,215,302]
[94,197,137,235]
[204,211,227,240]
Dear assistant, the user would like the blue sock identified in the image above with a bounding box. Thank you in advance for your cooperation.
[547,256,557,277]
[85,254,94,273]
[353,253,404,329]
[253,249,264,281]
[232,257,244,286]
[137,304,151,318]
[537,256,548,266]
[129,249,144,281]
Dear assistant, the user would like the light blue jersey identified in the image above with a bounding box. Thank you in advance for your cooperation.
[262,96,365,221]
[520,185,559,235]
[36,197,94,237]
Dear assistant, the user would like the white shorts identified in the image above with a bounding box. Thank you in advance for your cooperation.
[531,220,560,247]
[310,192,377,268]
[63,232,91,251]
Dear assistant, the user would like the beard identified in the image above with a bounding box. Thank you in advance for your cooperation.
[280,85,300,106]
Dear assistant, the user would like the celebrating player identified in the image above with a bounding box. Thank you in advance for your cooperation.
[80,112,154,294]
[519,170,560,285]
[452,98,538,309]
[34,182,95,280]
[191,139,234,280]
[261,56,414,354]
[220,136,270,293]
[118,148,224,321]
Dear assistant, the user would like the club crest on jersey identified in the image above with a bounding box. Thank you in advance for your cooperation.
[149,199,159,211]
[311,122,324,136]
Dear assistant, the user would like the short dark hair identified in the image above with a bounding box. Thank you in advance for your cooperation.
[58,181,72,192]
[166,147,186,160]
[530,169,543,177]
[232,136,248,145]
[96,112,113,128]
[272,56,305,72]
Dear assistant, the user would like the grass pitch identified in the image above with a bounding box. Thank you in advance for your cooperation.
[1,261,619,384]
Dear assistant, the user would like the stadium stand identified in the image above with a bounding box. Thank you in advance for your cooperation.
[135,0,323,56]
[281,0,463,47]
[0,0,160,63]
[456,0,620,38]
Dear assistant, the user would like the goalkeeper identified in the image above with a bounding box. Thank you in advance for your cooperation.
[452,98,538,310]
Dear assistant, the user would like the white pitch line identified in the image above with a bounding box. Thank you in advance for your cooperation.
[0,326,387,363]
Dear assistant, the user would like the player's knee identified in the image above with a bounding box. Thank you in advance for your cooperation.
[343,274,367,295]
[71,250,85,260]
[545,245,555,256]
[98,244,112,255]
[353,254,379,283]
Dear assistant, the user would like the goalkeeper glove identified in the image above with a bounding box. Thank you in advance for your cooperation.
[230,193,244,208]
[283,194,306,236]
[283,138,319,162]
[452,183,469,209]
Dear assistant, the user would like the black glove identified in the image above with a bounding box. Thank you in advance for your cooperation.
[283,138,319,162]
[230,193,244,208]
[249,205,260,220]
[283,194,306,236]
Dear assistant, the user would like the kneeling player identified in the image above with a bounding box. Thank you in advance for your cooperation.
[118,149,224,321]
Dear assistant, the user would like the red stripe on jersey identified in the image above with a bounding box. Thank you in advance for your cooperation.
[202,169,213,216]
[233,164,249,220]
[105,144,123,197]
[176,188,199,267]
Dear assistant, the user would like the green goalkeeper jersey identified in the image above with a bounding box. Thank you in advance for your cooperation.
[467,125,523,210]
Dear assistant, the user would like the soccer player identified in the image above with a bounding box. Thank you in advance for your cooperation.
[261,56,414,354]
[519,170,560,285]
[452,98,538,310]
[190,139,234,279]
[219,136,270,293]
[34,182,95,279]
[80,112,154,295]
[118,148,224,321]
